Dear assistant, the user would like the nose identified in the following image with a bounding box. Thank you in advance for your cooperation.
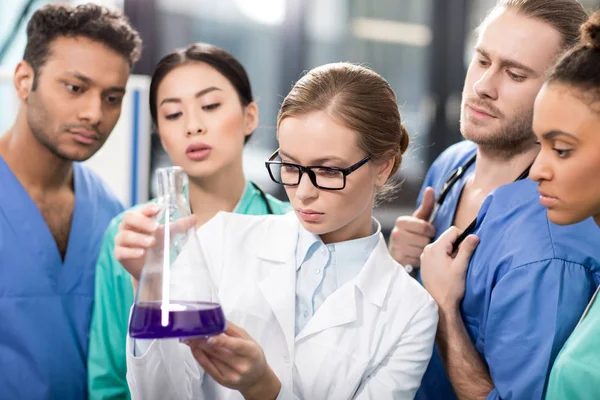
[185,110,206,136]
[295,171,318,202]
[473,69,499,101]
[78,94,103,126]
[529,149,553,183]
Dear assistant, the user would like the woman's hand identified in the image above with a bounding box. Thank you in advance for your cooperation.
[114,204,197,280]
[185,322,281,400]
[114,204,161,280]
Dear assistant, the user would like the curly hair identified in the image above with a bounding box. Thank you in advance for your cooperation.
[24,3,142,89]
[547,10,600,109]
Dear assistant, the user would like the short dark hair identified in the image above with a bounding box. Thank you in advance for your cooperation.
[547,10,600,109]
[24,3,142,89]
[149,43,255,143]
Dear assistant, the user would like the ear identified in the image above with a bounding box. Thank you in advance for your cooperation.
[14,61,35,100]
[242,102,259,138]
[375,154,396,187]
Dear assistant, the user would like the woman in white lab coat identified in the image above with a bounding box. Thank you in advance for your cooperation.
[115,62,438,400]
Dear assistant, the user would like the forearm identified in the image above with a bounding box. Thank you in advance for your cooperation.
[436,307,494,400]
[241,367,281,400]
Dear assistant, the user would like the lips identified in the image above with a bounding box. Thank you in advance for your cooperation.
[70,129,99,145]
[466,104,497,119]
[296,208,324,222]
[186,143,212,154]
[538,189,558,207]
[186,142,212,161]
[297,208,323,215]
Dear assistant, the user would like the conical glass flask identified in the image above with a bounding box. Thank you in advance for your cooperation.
[129,166,225,339]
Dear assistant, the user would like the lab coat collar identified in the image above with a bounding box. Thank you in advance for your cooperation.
[354,235,396,307]
[256,212,298,262]
[296,234,396,340]
[254,214,397,344]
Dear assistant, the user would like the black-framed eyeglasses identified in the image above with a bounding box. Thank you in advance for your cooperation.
[265,149,370,190]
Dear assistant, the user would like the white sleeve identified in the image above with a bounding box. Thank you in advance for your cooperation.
[126,334,205,400]
[126,213,230,400]
[275,384,300,400]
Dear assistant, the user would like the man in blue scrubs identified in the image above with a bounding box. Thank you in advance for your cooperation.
[389,1,600,399]
[0,4,141,399]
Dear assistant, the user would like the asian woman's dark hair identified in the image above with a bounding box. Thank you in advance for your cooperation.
[149,43,255,143]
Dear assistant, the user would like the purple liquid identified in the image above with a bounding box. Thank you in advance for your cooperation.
[129,301,226,339]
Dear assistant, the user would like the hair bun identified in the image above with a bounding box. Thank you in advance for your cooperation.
[582,11,600,50]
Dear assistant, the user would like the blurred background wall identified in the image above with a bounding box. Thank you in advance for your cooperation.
[2,0,599,236]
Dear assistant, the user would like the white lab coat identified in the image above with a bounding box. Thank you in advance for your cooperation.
[126,212,438,400]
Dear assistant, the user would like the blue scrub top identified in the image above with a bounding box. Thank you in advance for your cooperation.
[414,141,600,400]
[0,156,123,399]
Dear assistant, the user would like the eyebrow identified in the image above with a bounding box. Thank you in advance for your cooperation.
[476,48,537,76]
[542,130,579,141]
[279,150,347,165]
[68,72,126,94]
[159,86,222,106]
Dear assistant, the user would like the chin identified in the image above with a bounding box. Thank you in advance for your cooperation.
[61,150,97,162]
[297,218,332,235]
[179,160,220,179]
[546,209,588,226]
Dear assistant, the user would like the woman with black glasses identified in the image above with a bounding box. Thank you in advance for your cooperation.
[116,62,438,400]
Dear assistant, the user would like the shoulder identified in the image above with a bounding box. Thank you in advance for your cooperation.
[395,264,437,315]
[371,240,438,318]
[424,140,476,191]
[429,140,476,176]
[475,179,600,274]
[242,182,291,215]
[199,211,296,243]
[264,193,291,215]
[75,163,124,216]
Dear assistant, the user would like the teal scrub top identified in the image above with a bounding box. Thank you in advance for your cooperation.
[545,287,600,400]
[87,182,290,400]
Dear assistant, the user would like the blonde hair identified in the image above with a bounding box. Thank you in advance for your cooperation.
[482,0,588,51]
[277,62,410,203]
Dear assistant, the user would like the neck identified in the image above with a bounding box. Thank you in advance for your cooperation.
[594,215,600,229]
[0,109,73,191]
[187,159,246,227]
[471,144,539,195]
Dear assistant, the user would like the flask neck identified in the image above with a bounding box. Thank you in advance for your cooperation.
[156,167,186,204]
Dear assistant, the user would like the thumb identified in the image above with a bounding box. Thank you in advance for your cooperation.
[224,321,250,339]
[454,235,479,268]
[413,187,436,220]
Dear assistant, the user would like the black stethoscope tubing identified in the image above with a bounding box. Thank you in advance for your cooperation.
[431,154,531,253]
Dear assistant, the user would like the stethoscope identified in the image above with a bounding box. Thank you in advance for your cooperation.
[405,153,531,273]
[189,181,274,215]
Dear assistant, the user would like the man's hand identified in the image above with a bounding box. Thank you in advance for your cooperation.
[389,187,437,266]
[420,226,479,311]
